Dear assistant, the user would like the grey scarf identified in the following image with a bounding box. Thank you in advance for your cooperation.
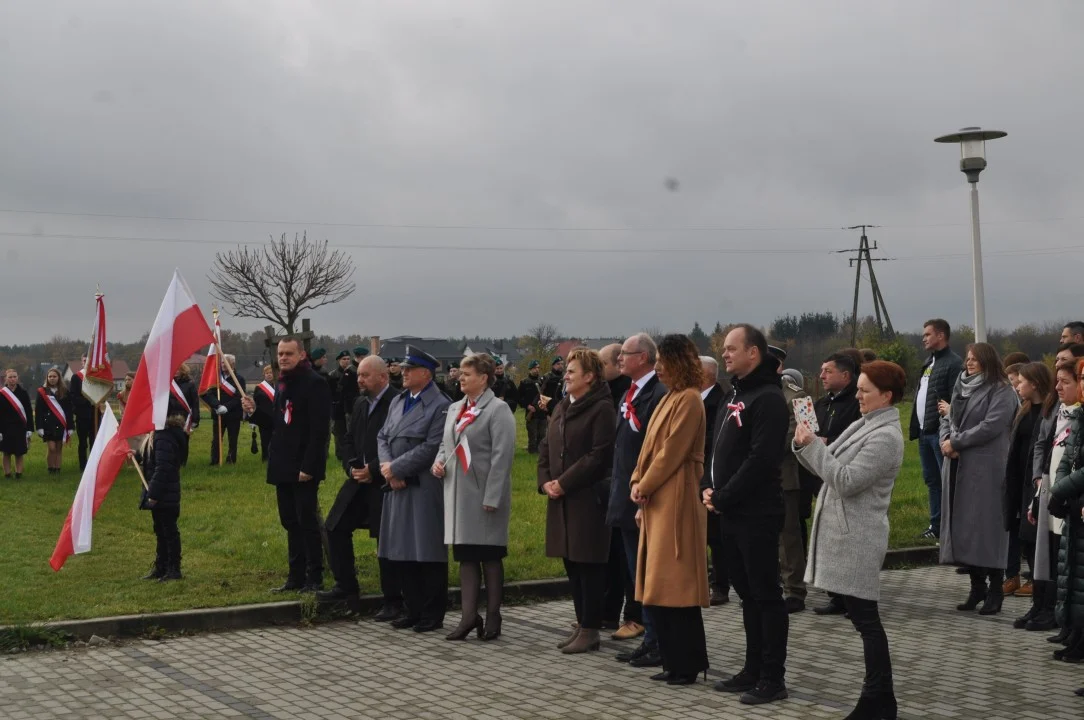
[950,371,985,422]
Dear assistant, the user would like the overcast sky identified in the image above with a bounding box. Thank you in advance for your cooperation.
[1,1,1081,344]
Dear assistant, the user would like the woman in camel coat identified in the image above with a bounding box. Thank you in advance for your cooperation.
[630,334,708,685]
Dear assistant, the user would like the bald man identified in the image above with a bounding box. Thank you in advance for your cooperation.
[319,356,402,612]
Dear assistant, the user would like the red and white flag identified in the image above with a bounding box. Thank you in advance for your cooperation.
[198,314,223,395]
[49,404,127,570]
[81,293,115,406]
[454,436,472,473]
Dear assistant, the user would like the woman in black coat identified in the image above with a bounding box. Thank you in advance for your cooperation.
[35,368,73,475]
[1,369,34,479]
[137,413,187,582]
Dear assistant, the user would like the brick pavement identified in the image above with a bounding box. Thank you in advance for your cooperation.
[1,566,1082,719]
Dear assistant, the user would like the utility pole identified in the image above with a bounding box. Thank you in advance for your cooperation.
[839,225,896,347]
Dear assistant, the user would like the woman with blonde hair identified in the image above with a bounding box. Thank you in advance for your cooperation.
[629,334,709,685]
[35,367,72,475]
[539,347,617,655]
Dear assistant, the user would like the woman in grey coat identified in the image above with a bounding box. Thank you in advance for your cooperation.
[938,342,1019,616]
[794,361,906,720]
[433,354,516,642]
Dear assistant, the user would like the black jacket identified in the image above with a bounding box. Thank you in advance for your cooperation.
[492,375,518,413]
[266,363,332,485]
[608,375,632,410]
[327,386,399,536]
[606,373,667,529]
[1004,405,1042,538]
[140,423,186,510]
[68,373,95,419]
[519,375,544,413]
[700,383,724,489]
[175,378,200,429]
[542,370,565,416]
[35,388,72,438]
[443,379,464,403]
[910,346,964,439]
[814,380,862,445]
[328,364,359,422]
[250,380,276,431]
[708,357,789,524]
[201,374,245,420]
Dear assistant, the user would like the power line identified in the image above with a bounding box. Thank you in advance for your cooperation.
[0,206,1081,232]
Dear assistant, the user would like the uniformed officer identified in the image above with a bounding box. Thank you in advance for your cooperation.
[491,358,518,413]
[387,357,404,392]
[518,360,546,453]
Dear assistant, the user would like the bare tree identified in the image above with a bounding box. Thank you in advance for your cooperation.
[526,323,560,354]
[208,232,355,333]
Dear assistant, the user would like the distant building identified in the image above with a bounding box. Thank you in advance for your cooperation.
[377,336,466,373]
[63,358,131,391]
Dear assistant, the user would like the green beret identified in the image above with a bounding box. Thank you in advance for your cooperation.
[311,348,326,360]
[353,346,369,356]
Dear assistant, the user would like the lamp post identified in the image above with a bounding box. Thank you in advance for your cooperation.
[934,126,1007,344]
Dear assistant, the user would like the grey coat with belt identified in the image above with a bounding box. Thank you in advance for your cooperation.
[377,381,451,563]
[436,389,517,547]
[795,407,904,601]
[938,381,1018,569]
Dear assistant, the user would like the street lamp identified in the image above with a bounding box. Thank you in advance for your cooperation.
[934,126,1007,344]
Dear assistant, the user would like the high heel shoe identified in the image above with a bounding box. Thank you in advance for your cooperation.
[481,612,502,641]
[650,671,671,682]
[666,673,701,686]
[445,615,483,641]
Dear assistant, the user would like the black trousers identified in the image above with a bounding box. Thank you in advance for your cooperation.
[151,507,181,572]
[276,483,324,585]
[706,513,730,593]
[723,521,789,682]
[564,559,607,629]
[1022,532,1059,611]
[210,416,241,464]
[842,596,894,697]
[326,493,401,603]
[378,557,403,607]
[526,413,547,452]
[258,426,272,462]
[649,605,709,676]
[396,561,448,624]
[603,528,640,624]
[74,412,96,470]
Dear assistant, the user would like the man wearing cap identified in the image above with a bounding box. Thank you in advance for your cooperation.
[518,360,546,453]
[491,357,518,413]
[443,362,464,402]
[377,346,452,632]
[353,346,369,365]
[328,350,359,461]
[387,358,404,392]
[541,357,565,416]
[242,337,332,593]
[767,345,810,615]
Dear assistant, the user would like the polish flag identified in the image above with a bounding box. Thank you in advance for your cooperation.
[49,405,128,570]
[120,271,215,439]
[454,436,472,473]
[198,315,223,395]
[81,293,115,406]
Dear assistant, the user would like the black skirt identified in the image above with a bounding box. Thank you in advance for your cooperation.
[453,544,507,562]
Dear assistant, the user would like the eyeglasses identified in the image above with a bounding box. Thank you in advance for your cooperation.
[619,350,645,356]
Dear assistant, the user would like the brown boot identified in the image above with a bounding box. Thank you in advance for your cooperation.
[557,625,581,649]
[561,628,600,654]
[1002,576,1021,595]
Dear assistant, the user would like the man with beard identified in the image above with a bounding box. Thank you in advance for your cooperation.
[318,356,400,614]
[704,324,790,705]
[387,358,405,391]
[242,338,332,593]
[491,358,518,413]
[518,360,547,453]
[542,356,565,416]
[378,347,451,632]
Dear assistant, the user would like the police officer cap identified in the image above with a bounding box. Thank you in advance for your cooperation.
[767,345,788,362]
[400,346,438,372]
[311,348,327,361]
[336,350,351,360]
[353,346,369,357]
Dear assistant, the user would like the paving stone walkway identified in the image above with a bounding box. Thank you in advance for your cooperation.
[2,566,1082,719]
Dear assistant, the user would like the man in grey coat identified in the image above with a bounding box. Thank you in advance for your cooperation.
[378,347,452,632]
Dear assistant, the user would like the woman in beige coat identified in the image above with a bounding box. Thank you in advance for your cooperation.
[630,334,708,686]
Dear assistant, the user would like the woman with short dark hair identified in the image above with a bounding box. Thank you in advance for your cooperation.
[939,342,1019,616]
[793,360,906,719]
[629,334,709,685]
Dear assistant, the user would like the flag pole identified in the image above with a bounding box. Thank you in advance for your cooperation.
[128,454,150,492]
[213,308,224,467]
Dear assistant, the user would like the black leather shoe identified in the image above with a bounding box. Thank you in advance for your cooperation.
[784,597,806,614]
[977,589,1003,616]
[1013,606,1038,629]
[141,566,165,581]
[650,671,671,682]
[413,620,444,633]
[1049,627,1073,644]
[740,679,788,705]
[445,616,483,641]
[628,650,663,668]
[843,693,897,719]
[616,642,650,663]
[299,583,325,594]
[1074,687,1084,697]
[666,673,700,686]
[1025,611,1059,632]
[391,616,420,629]
[813,599,846,616]
[158,571,182,582]
[709,588,730,606]
[271,581,304,593]
[315,587,357,603]
[714,669,758,693]
[374,604,404,622]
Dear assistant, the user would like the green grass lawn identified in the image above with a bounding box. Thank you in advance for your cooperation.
[0,404,933,624]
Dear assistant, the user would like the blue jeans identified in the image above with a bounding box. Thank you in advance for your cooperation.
[917,434,944,535]
[620,526,656,649]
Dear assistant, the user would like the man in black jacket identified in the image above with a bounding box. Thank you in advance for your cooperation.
[699,355,730,606]
[608,333,668,668]
[242,338,332,593]
[317,356,399,613]
[704,324,790,705]
[328,350,358,461]
[491,359,518,413]
[67,358,98,470]
[909,319,964,540]
[518,361,546,453]
[809,352,864,616]
[541,356,565,416]
[201,355,244,465]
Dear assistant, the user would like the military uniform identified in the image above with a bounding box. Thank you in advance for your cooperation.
[771,347,809,610]
[518,365,547,453]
